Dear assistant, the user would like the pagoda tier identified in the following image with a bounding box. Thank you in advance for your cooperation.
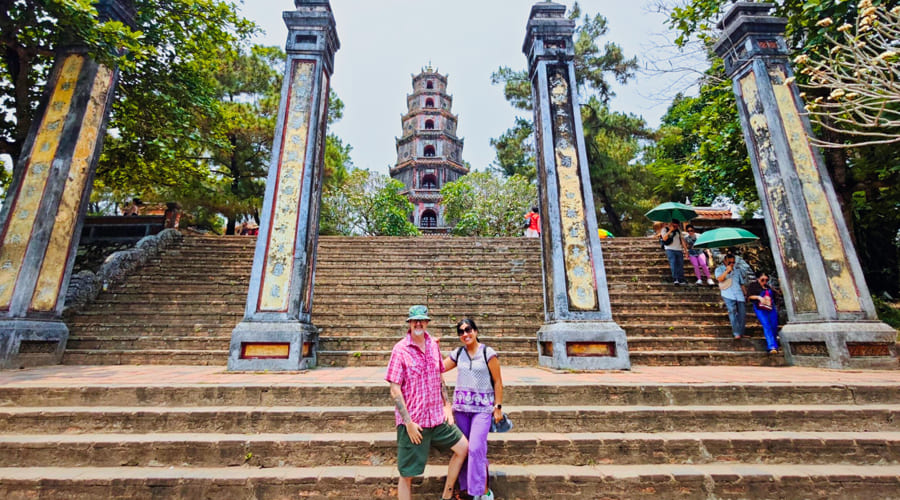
[390,67,468,233]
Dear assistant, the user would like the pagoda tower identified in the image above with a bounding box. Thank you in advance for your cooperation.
[391,67,468,233]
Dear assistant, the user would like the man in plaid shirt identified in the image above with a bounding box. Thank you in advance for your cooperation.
[387,305,468,500]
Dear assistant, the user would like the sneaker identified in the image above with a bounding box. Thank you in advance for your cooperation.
[695,279,702,285]
[707,278,715,285]
[476,491,494,500]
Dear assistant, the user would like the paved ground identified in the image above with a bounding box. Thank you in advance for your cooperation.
[2,364,899,387]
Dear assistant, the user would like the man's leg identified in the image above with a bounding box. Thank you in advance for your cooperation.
[723,297,740,338]
[665,250,679,282]
[735,299,746,338]
[398,476,413,500]
[444,435,468,499]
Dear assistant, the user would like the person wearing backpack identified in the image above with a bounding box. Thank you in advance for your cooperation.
[442,318,504,500]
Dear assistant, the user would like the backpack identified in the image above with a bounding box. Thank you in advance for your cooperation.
[455,345,495,388]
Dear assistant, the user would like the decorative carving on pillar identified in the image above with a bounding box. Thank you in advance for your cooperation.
[713,2,897,368]
[0,1,134,369]
[228,0,339,371]
[523,2,629,370]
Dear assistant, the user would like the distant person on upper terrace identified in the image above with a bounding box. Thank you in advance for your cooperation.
[386,305,468,500]
[524,207,540,238]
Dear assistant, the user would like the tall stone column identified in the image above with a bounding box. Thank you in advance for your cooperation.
[523,2,630,370]
[714,2,897,368]
[228,0,339,371]
[0,0,135,369]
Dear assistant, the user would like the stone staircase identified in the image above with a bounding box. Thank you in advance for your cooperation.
[0,370,898,498]
[63,234,780,366]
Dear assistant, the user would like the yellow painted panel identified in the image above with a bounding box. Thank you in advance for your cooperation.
[0,55,83,308]
[31,65,114,311]
[566,341,615,357]
[548,70,598,311]
[739,71,818,314]
[259,60,315,311]
[242,343,291,359]
[769,66,862,313]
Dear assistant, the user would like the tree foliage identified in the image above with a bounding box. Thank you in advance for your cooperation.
[441,171,538,237]
[646,59,755,207]
[490,3,638,180]
[580,97,657,236]
[795,2,900,148]
[662,0,900,294]
[320,169,419,237]
[0,0,256,191]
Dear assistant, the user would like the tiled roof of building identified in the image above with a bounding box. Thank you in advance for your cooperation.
[693,207,733,220]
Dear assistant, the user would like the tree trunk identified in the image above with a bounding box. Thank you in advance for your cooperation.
[594,186,623,236]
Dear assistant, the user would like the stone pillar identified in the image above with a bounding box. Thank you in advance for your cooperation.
[228,0,339,371]
[523,2,630,370]
[713,2,897,368]
[0,0,134,369]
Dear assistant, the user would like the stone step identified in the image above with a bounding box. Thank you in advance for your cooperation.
[3,463,898,499]
[318,336,537,352]
[65,337,232,351]
[318,350,538,367]
[4,381,895,407]
[316,349,784,367]
[0,431,897,468]
[62,350,228,366]
[1,404,896,434]
[80,300,543,314]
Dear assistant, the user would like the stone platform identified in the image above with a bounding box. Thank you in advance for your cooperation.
[1,365,899,498]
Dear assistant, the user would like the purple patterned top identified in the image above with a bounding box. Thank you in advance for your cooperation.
[450,344,498,413]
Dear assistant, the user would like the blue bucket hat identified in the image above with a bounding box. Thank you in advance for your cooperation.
[406,305,431,322]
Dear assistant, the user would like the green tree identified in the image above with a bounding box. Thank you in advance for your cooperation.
[490,3,647,235]
[320,169,418,237]
[0,0,256,187]
[580,98,656,236]
[646,61,754,208]
[441,171,538,237]
[490,118,535,181]
[662,0,900,294]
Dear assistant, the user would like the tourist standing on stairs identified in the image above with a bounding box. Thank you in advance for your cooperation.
[715,253,748,339]
[524,207,540,238]
[660,221,687,285]
[683,224,715,285]
[746,272,781,354]
[386,305,468,500]
[443,318,504,500]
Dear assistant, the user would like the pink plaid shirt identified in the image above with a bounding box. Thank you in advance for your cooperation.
[385,331,445,428]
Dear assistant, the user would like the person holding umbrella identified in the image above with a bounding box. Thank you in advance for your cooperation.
[646,202,698,286]
[660,221,687,285]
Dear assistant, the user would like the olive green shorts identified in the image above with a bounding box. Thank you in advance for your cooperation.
[396,421,464,477]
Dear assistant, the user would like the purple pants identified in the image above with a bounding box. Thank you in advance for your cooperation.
[689,253,711,280]
[453,410,492,496]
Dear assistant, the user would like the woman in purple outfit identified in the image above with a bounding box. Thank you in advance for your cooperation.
[443,318,503,500]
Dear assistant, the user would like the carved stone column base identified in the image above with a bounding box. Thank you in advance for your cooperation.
[781,321,898,369]
[228,321,318,371]
[537,321,630,370]
[0,319,68,369]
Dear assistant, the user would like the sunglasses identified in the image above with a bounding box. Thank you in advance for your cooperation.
[457,326,474,335]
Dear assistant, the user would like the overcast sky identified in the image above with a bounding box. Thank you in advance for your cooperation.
[238,0,702,176]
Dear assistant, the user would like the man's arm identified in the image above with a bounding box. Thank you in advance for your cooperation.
[441,378,455,425]
[390,382,423,444]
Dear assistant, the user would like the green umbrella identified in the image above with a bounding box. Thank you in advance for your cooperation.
[645,202,698,223]
[691,227,760,249]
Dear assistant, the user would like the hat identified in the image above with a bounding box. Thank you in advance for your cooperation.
[490,413,513,433]
[406,305,431,322]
